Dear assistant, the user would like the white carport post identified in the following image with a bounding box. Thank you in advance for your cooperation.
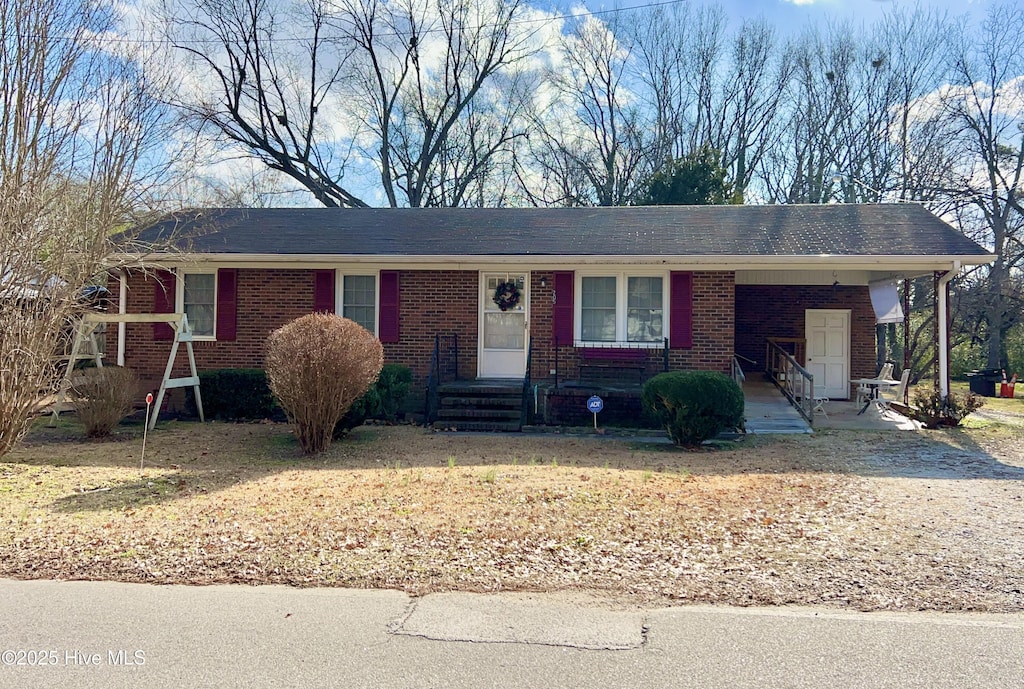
[937,261,961,399]
[117,269,127,366]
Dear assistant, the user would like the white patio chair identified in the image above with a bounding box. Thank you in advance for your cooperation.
[876,368,910,416]
[856,362,893,405]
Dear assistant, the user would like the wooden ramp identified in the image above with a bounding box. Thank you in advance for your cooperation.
[742,380,812,435]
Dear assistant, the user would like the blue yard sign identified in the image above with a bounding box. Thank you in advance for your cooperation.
[587,395,603,430]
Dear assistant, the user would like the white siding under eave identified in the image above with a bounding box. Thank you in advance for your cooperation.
[736,270,873,286]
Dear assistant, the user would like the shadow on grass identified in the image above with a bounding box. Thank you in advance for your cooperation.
[9,415,1024,516]
[48,470,273,513]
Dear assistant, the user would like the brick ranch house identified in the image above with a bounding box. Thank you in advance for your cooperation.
[110,204,992,425]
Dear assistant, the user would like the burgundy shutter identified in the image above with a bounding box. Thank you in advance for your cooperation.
[378,270,399,343]
[669,271,693,349]
[552,271,574,346]
[313,269,336,313]
[152,270,176,341]
[216,268,238,341]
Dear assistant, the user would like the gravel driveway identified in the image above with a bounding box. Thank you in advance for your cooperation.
[795,425,1024,611]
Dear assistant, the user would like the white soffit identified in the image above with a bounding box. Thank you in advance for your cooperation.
[736,270,873,286]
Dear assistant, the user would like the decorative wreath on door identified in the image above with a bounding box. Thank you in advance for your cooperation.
[492,280,521,311]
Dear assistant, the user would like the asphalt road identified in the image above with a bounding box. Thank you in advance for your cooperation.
[1,579,1022,689]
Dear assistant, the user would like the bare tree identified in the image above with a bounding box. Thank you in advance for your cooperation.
[625,3,695,165]
[345,0,538,207]
[878,6,957,203]
[707,18,792,201]
[164,0,537,207]
[934,3,1024,370]
[163,0,367,207]
[1,0,172,456]
[524,13,653,207]
[624,6,790,202]
[761,24,866,203]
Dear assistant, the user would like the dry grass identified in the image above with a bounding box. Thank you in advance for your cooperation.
[2,418,1023,612]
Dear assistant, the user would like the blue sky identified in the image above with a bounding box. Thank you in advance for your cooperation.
[572,0,991,32]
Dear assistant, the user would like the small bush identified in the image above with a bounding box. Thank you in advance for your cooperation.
[266,313,383,454]
[70,367,138,437]
[641,370,744,448]
[909,388,984,428]
[334,363,413,437]
[374,364,413,422]
[188,369,279,421]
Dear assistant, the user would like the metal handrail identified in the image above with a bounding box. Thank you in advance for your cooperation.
[451,334,459,382]
[731,355,747,387]
[520,337,533,428]
[765,340,815,422]
[424,335,441,425]
[554,336,560,388]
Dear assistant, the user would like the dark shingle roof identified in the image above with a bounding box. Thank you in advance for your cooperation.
[130,204,991,259]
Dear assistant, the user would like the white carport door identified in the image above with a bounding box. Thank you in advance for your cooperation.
[805,309,850,400]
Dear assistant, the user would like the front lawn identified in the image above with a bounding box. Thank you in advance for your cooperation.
[2,419,1022,612]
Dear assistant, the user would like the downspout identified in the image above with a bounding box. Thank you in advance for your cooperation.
[937,261,960,399]
[117,270,127,367]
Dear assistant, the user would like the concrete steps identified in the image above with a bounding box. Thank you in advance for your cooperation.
[433,382,523,432]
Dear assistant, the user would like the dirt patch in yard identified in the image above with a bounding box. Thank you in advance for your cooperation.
[2,419,1022,612]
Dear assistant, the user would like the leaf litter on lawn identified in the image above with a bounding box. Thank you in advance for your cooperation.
[2,421,1022,612]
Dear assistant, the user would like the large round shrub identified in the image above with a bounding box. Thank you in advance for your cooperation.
[641,370,744,448]
[266,313,383,454]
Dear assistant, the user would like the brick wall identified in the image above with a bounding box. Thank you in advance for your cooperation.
[114,269,877,411]
[533,270,736,381]
[678,271,735,373]
[108,268,318,384]
[734,284,876,380]
[382,270,478,386]
[111,269,481,391]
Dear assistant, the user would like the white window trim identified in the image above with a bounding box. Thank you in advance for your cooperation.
[574,270,669,348]
[335,271,380,337]
[176,268,217,341]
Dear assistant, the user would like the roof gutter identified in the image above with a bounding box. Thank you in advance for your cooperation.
[108,252,996,270]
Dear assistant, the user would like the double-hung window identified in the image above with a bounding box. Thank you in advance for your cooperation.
[182,271,216,338]
[342,275,377,334]
[578,274,664,344]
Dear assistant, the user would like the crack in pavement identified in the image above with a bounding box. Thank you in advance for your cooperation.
[389,591,646,650]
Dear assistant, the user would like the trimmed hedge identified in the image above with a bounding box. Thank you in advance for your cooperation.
[189,369,279,421]
[190,364,412,431]
[641,370,744,448]
[334,363,413,436]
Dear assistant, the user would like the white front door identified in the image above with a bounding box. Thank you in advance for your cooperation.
[805,309,850,399]
[479,273,528,379]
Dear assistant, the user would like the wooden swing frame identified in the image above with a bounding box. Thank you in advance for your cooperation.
[50,312,204,430]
